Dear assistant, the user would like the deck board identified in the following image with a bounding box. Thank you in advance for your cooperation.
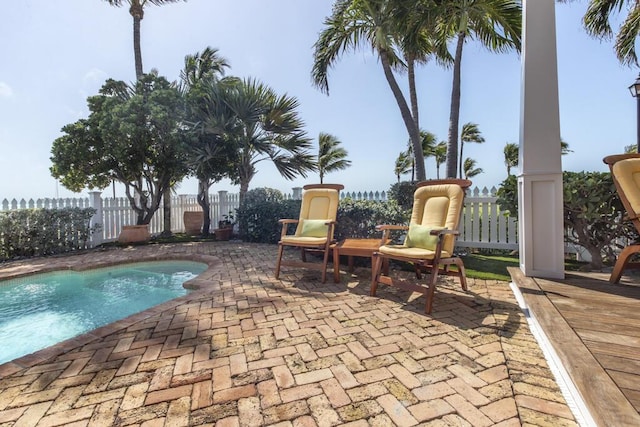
[509,267,640,426]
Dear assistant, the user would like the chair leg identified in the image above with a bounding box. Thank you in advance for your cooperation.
[321,245,330,283]
[453,258,468,291]
[371,253,382,296]
[425,265,439,314]
[275,244,284,279]
[301,248,307,262]
[610,244,640,283]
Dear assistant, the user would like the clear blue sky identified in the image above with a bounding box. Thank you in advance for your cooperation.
[0,0,636,201]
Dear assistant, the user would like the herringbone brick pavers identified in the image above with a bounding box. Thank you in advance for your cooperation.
[0,242,577,426]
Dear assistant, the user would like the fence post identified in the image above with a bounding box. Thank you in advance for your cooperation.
[89,191,104,248]
[292,187,302,200]
[218,190,229,225]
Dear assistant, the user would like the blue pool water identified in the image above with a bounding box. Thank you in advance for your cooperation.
[0,261,207,365]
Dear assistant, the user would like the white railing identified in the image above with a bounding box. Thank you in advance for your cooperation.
[1,186,518,250]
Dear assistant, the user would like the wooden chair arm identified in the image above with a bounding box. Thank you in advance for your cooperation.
[279,219,299,238]
[433,229,459,236]
[375,225,409,231]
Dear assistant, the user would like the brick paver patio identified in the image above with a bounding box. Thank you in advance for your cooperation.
[0,242,577,426]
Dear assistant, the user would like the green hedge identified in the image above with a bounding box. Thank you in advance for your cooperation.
[0,208,98,261]
[237,188,408,244]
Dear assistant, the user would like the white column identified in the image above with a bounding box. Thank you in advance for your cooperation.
[518,0,565,279]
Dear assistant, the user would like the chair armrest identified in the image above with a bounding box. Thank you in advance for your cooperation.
[375,224,408,243]
[279,219,299,224]
[375,225,409,231]
[432,229,459,236]
[278,219,299,238]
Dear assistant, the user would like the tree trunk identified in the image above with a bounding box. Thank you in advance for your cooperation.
[408,56,419,130]
[459,141,465,179]
[379,49,425,182]
[197,179,211,236]
[446,34,465,179]
[129,2,144,80]
[161,187,172,237]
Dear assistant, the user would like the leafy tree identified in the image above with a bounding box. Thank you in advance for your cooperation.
[433,141,447,179]
[458,122,485,178]
[394,150,412,182]
[312,0,427,181]
[463,158,483,179]
[50,72,187,225]
[496,171,637,269]
[625,144,637,153]
[440,0,522,178]
[580,0,640,66]
[180,47,235,235]
[317,132,351,183]
[103,0,186,79]
[503,142,518,176]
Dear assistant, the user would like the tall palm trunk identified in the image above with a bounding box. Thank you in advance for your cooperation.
[458,141,465,179]
[407,56,419,130]
[379,49,425,182]
[446,33,465,178]
[129,2,144,80]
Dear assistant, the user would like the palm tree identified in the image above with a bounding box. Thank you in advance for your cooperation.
[463,157,483,179]
[180,47,232,235]
[405,130,438,180]
[103,0,185,79]
[502,139,571,177]
[581,0,640,66]
[395,150,412,182]
[433,141,447,179]
[221,78,316,202]
[312,0,427,181]
[503,142,518,176]
[458,122,485,178]
[440,0,522,178]
[391,0,452,131]
[317,132,351,184]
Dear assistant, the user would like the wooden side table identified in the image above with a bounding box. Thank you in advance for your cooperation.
[333,238,388,283]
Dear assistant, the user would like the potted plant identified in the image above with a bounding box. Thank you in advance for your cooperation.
[214,212,235,241]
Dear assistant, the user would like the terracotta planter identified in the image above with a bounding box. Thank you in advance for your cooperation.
[118,225,151,244]
[214,227,233,241]
[184,211,204,236]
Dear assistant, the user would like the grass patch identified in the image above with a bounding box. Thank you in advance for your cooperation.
[462,254,519,281]
[462,253,590,281]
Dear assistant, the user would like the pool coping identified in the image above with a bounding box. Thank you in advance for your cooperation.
[0,251,223,378]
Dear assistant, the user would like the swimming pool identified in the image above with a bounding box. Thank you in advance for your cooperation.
[0,261,207,365]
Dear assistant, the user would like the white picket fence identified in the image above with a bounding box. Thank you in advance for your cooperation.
[1,186,518,250]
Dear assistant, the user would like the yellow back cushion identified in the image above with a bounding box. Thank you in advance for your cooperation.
[613,158,640,216]
[295,188,340,238]
[407,183,465,253]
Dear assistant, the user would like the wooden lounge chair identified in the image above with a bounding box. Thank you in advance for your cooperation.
[603,154,640,283]
[275,184,344,283]
[371,179,472,314]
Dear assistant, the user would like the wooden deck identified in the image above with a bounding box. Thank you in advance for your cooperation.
[509,267,640,427]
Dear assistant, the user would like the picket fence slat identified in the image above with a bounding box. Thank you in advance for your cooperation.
[1,186,518,250]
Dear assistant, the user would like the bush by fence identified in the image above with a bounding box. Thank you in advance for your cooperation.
[0,208,98,261]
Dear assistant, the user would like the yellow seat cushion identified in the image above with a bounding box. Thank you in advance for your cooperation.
[281,236,327,245]
[378,244,451,260]
[613,158,640,216]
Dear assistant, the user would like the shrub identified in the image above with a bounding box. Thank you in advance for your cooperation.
[387,181,416,211]
[336,199,407,241]
[0,208,98,261]
[236,188,408,244]
[496,171,638,269]
[237,188,300,244]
